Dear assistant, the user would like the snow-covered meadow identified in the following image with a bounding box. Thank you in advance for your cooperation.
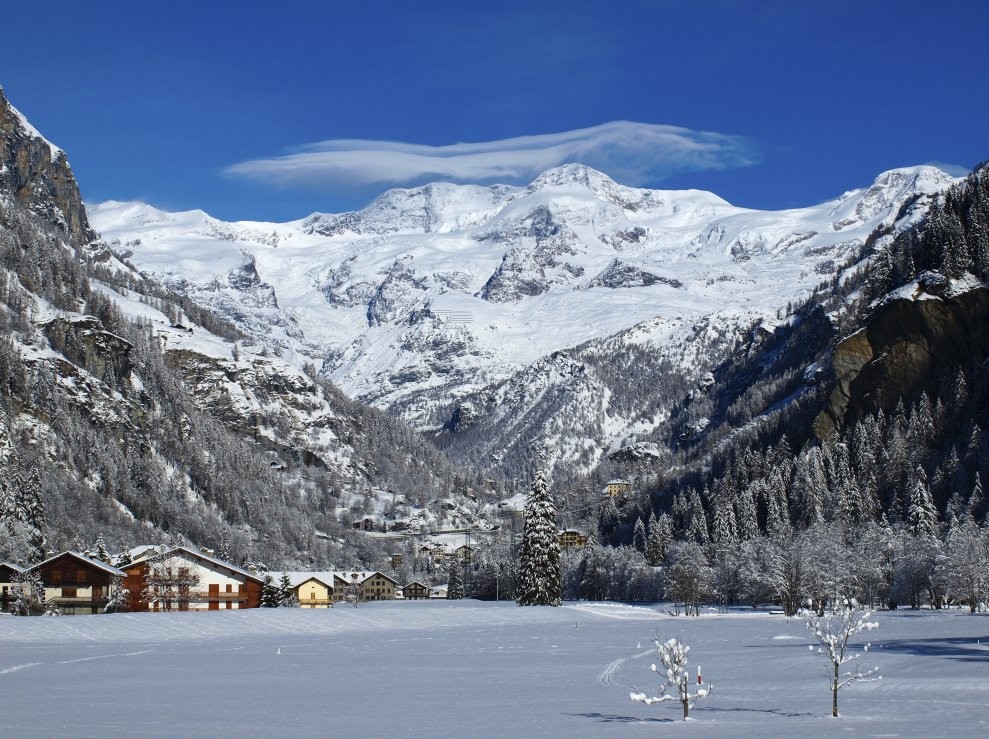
[2,602,987,737]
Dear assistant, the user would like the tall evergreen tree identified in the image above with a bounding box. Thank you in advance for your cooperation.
[278,572,299,607]
[907,466,939,538]
[646,513,672,566]
[516,471,562,606]
[260,575,281,607]
[447,559,464,600]
[633,517,647,553]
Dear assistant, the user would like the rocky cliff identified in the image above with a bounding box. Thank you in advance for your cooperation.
[815,273,989,438]
[0,86,94,246]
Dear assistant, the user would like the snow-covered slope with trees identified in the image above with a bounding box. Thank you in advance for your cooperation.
[90,163,957,475]
[0,86,495,569]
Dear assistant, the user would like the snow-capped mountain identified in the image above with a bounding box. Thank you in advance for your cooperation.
[89,163,956,475]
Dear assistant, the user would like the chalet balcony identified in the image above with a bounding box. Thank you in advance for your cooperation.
[51,596,109,606]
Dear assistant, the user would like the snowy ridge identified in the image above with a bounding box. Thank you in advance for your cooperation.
[90,164,957,471]
[6,100,63,159]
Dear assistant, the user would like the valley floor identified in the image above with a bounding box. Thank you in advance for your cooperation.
[1,602,987,737]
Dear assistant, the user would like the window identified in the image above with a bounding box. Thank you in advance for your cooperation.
[62,587,77,598]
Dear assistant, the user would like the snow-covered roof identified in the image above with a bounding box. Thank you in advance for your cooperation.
[27,551,125,577]
[160,546,264,583]
[0,562,25,576]
[124,544,164,563]
[606,479,631,486]
[268,571,337,588]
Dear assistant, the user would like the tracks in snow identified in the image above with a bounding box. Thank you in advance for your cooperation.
[599,648,654,687]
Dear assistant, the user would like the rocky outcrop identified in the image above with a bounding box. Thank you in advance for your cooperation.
[0,86,95,246]
[42,316,132,384]
[814,276,989,438]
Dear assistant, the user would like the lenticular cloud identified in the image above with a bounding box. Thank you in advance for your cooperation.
[223,121,759,190]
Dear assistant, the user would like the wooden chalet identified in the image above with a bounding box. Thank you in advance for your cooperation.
[1,562,24,613]
[401,580,430,600]
[27,552,125,615]
[119,546,263,612]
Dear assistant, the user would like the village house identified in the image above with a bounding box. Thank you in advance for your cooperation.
[604,479,631,498]
[400,580,430,600]
[332,571,398,603]
[27,552,125,615]
[119,546,263,611]
[1,562,24,612]
[419,543,447,564]
[274,572,335,608]
[558,529,589,550]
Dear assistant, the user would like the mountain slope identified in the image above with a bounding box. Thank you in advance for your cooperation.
[0,87,492,568]
[90,163,957,475]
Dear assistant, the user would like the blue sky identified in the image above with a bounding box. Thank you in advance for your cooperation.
[5,1,987,222]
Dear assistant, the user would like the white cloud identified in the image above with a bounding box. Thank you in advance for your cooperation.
[922,161,971,178]
[223,121,759,190]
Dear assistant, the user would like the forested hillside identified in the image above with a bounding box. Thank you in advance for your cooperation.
[0,87,494,570]
[553,163,989,609]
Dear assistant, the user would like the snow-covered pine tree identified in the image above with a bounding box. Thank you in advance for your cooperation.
[516,471,562,606]
[630,637,712,720]
[800,606,880,717]
[260,574,281,607]
[646,513,672,566]
[967,473,985,524]
[687,489,709,544]
[712,494,738,545]
[103,577,128,613]
[447,559,464,600]
[278,573,299,607]
[907,466,939,538]
[633,517,647,553]
[95,535,112,564]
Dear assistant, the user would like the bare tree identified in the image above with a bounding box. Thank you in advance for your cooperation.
[630,637,712,720]
[801,606,880,717]
[142,555,201,611]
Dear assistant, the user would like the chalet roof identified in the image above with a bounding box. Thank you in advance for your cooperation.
[269,571,336,589]
[27,551,125,577]
[0,562,25,578]
[402,580,429,589]
[332,570,398,586]
[160,546,264,583]
[123,544,164,563]
[606,479,631,486]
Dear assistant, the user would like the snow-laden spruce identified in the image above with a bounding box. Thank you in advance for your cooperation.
[801,606,880,717]
[516,471,562,606]
[630,637,712,720]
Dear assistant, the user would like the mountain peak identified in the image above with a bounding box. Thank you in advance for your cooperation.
[526,163,618,192]
[0,87,94,245]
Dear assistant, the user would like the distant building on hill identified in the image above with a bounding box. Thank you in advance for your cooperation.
[604,479,631,498]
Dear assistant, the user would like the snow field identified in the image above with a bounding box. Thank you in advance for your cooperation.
[1,602,987,737]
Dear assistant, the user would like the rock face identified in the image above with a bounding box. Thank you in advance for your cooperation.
[0,86,95,246]
[42,316,133,383]
[815,277,989,437]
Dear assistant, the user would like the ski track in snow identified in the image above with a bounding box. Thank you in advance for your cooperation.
[0,662,40,676]
[598,648,654,686]
[58,649,151,664]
